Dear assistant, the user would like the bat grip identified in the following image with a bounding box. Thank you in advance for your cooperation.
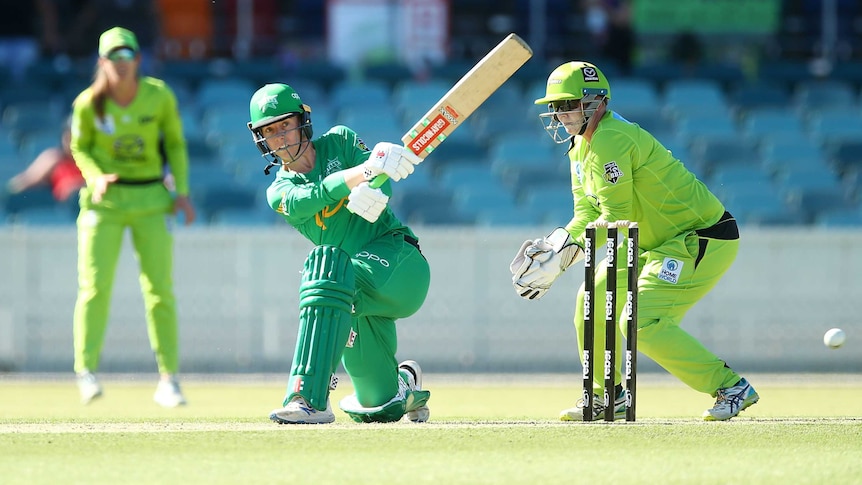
[369,174,390,189]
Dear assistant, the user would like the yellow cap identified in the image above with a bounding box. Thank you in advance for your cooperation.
[98,27,139,57]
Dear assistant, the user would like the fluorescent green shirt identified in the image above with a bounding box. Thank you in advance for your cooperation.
[565,111,725,251]
[70,76,189,195]
[266,125,414,255]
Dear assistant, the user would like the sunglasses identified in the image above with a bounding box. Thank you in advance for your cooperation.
[106,48,136,62]
[550,100,581,112]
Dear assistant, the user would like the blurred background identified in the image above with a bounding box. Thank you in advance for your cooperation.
[0,1,860,375]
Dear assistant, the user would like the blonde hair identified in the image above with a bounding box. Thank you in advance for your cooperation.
[90,64,110,122]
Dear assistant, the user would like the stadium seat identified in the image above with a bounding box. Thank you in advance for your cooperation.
[330,80,391,110]
[742,108,806,142]
[827,139,862,173]
[196,78,257,109]
[391,79,451,120]
[210,206,279,226]
[730,82,791,112]
[689,136,761,176]
[808,111,862,145]
[815,207,862,227]
[8,206,76,225]
[192,183,260,223]
[675,113,738,143]
[2,187,59,217]
[662,79,728,119]
[794,80,858,113]
[362,61,415,89]
[760,136,828,176]
[777,168,851,221]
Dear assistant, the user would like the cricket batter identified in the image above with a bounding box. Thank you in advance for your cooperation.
[509,61,759,421]
[70,27,195,407]
[247,83,431,424]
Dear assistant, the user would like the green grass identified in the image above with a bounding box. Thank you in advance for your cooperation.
[2,375,861,484]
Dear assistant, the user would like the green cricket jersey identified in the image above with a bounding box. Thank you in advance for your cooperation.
[266,125,415,255]
[565,111,725,251]
[70,76,189,196]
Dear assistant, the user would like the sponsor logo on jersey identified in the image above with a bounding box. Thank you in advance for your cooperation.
[346,329,357,348]
[603,161,623,184]
[658,257,683,284]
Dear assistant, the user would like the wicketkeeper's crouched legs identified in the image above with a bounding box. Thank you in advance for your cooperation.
[283,245,355,411]
[338,315,430,422]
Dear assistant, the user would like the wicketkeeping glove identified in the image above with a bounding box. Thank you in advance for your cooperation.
[510,227,584,300]
[347,182,389,223]
[363,142,423,182]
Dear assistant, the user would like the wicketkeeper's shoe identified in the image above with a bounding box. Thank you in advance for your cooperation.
[560,392,626,421]
[77,371,102,405]
[153,376,187,408]
[399,360,430,423]
[703,378,759,421]
[270,396,335,424]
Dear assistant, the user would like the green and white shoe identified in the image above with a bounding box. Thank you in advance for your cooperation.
[703,378,759,421]
[399,360,430,423]
[560,392,626,421]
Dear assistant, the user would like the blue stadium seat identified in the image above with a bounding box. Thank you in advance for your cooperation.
[723,190,801,226]
[794,80,858,113]
[8,206,76,225]
[777,168,851,221]
[330,80,391,110]
[210,206,279,226]
[388,186,472,225]
[827,139,862,173]
[362,61,414,89]
[196,78,256,112]
[730,82,791,111]
[760,136,828,176]
[815,207,862,227]
[452,184,521,225]
[2,187,59,217]
[675,113,738,143]
[192,183,261,223]
[662,79,728,119]
[436,164,499,195]
[689,136,761,176]
[743,108,806,142]
[391,80,451,119]
[808,110,862,145]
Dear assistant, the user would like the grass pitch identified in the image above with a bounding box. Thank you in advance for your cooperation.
[1,374,861,484]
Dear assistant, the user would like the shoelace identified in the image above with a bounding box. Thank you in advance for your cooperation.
[716,385,749,412]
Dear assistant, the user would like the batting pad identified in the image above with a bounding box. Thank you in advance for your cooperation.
[339,375,431,423]
[285,245,355,411]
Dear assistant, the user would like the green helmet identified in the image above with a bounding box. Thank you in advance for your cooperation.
[534,61,611,105]
[247,83,313,174]
[536,61,611,143]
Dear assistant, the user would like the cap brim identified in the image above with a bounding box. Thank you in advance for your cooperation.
[534,92,581,105]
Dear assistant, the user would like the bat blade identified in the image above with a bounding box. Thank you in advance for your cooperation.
[369,33,533,188]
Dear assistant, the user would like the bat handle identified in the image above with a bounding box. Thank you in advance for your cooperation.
[369,174,390,189]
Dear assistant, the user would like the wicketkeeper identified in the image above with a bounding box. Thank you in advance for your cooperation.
[248,83,430,424]
[510,61,759,421]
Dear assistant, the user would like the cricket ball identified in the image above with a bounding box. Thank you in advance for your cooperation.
[823,328,846,349]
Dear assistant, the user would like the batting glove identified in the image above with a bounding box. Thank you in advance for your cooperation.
[347,182,389,223]
[363,142,423,182]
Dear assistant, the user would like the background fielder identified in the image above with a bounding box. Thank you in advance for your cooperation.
[510,61,759,421]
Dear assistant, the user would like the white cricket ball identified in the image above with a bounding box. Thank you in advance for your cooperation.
[823,328,846,349]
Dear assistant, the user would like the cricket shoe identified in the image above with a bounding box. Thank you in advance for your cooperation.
[399,360,430,423]
[77,371,103,404]
[270,396,335,424]
[154,376,187,408]
[560,392,626,421]
[703,378,759,421]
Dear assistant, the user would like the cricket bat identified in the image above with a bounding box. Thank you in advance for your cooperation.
[369,33,533,188]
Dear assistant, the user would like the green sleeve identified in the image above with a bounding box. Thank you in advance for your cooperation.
[159,85,190,196]
[69,93,103,182]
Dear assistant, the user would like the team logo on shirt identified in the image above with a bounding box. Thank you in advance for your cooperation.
[658,258,683,284]
[603,161,623,184]
[325,157,342,176]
